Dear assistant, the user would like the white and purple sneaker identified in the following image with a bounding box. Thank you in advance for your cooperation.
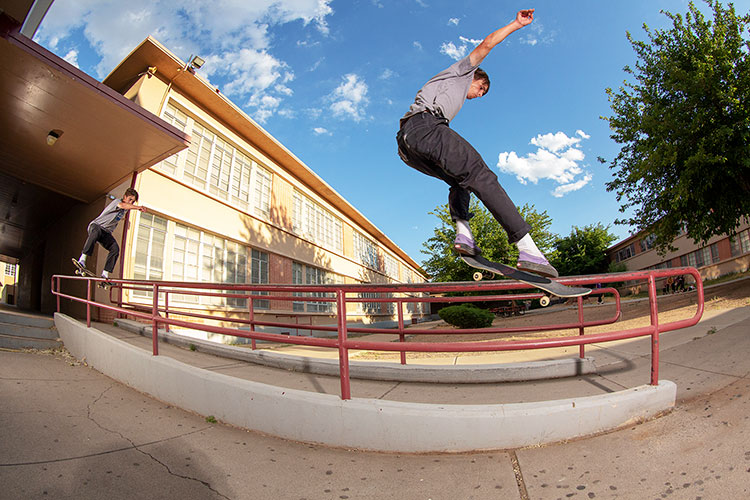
[453,234,482,256]
[517,251,559,278]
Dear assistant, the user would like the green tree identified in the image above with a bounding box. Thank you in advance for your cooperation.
[550,223,618,277]
[421,198,555,282]
[602,0,750,252]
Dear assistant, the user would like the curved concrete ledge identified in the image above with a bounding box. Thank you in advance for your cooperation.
[56,313,676,452]
[114,318,596,383]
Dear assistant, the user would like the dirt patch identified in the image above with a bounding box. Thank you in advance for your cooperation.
[352,278,750,361]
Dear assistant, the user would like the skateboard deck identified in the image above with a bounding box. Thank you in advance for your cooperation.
[460,254,591,303]
[72,258,113,288]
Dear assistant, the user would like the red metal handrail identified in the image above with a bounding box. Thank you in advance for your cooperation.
[51,267,705,399]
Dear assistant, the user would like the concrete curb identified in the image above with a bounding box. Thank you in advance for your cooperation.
[56,313,676,452]
[114,318,596,383]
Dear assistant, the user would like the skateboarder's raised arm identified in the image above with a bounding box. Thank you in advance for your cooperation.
[469,8,534,66]
[117,199,146,212]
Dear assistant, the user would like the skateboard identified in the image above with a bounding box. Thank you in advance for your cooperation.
[72,258,113,289]
[460,254,591,307]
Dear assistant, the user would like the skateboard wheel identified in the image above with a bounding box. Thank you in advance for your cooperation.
[472,271,483,282]
[539,295,550,307]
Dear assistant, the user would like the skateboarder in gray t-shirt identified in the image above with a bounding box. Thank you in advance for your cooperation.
[75,188,146,279]
[397,8,558,278]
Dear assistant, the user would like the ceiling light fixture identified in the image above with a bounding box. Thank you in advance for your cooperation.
[47,129,63,146]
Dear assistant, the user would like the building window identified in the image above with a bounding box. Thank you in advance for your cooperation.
[353,231,380,270]
[616,243,635,262]
[4,263,16,278]
[133,213,168,289]
[384,253,399,280]
[730,229,750,257]
[680,243,719,268]
[159,102,273,219]
[639,234,656,252]
[133,215,257,308]
[250,249,269,309]
[291,262,339,313]
[292,190,343,252]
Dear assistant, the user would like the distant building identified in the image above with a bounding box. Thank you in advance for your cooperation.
[101,37,427,327]
[1,261,17,305]
[606,219,750,291]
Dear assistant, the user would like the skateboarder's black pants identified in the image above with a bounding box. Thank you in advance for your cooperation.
[396,111,530,243]
[81,224,119,273]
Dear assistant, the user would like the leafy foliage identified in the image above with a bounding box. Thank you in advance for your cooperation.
[438,303,494,329]
[603,0,750,252]
[420,198,555,282]
[550,223,618,277]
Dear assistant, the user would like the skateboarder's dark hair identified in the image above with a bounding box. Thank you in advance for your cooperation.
[474,68,490,95]
[124,187,139,201]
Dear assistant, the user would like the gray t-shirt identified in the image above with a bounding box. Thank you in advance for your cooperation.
[401,55,479,124]
[88,198,126,233]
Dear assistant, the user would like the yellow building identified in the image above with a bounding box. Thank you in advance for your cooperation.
[101,37,426,327]
[1,261,18,305]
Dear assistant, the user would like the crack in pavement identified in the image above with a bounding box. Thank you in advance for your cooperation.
[0,384,231,499]
[84,385,231,499]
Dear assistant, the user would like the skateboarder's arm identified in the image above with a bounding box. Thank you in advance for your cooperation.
[469,9,534,66]
[117,200,147,212]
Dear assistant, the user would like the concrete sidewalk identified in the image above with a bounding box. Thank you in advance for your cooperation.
[1,305,750,498]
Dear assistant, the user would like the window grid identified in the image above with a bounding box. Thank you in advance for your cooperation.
[133,215,257,308]
[730,229,750,257]
[250,249,269,309]
[159,102,273,220]
[292,191,343,252]
[132,213,168,298]
[291,262,339,313]
[353,231,380,270]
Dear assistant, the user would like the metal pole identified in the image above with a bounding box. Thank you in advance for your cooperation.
[117,172,138,319]
[86,280,91,327]
[336,290,351,400]
[164,290,170,333]
[648,274,659,385]
[577,295,585,358]
[397,299,406,365]
[152,283,159,356]
[248,296,256,350]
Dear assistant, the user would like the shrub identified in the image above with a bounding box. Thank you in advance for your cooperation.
[438,303,494,329]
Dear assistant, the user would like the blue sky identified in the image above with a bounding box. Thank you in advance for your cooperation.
[35,0,750,263]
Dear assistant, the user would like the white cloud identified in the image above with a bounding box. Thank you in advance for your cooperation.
[519,22,555,47]
[440,42,467,60]
[497,130,592,197]
[34,0,334,122]
[552,174,593,198]
[440,36,481,61]
[413,41,423,51]
[328,73,369,122]
[448,18,460,26]
[379,68,396,80]
[63,49,79,68]
[313,127,331,135]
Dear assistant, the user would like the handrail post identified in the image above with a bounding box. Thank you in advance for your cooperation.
[248,296,256,350]
[336,290,351,400]
[577,295,585,358]
[648,274,659,385]
[397,299,406,365]
[55,276,60,313]
[86,279,92,327]
[164,290,170,333]
[152,283,159,356]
